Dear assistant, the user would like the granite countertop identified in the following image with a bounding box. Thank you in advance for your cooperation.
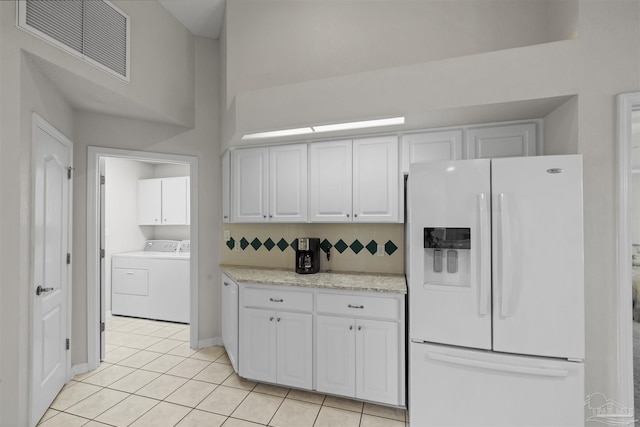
[220,265,407,294]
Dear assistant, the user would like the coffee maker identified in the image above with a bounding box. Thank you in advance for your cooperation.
[295,238,320,274]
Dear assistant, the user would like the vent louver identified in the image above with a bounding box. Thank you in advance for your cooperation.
[19,0,130,81]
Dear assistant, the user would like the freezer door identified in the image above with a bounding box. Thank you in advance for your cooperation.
[491,155,584,359]
[408,160,492,349]
[409,342,584,427]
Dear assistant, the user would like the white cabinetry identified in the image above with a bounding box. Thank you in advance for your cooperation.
[221,274,239,372]
[309,136,399,223]
[315,291,404,406]
[240,286,313,389]
[138,177,189,225]
[465,123,537,159]
[401,130,463,174]
[231,144,307,223]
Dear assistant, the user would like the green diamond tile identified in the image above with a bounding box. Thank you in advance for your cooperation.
[250,238,262,250]
[385,240,398,256]
[320,239,332,253]
[290,239,298,251]
[366,240,378,255]
[240,237,249,250]
[350,239,364,254]
[226,237,235,250]
[264,238,275,251]
[277,238,289,252]
[334,239,348,253]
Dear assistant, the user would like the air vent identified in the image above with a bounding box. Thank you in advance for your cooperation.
[18,0,130,81]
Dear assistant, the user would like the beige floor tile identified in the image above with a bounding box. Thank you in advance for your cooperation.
[360,414,405,427]
[111,321,146,333]
[197,385,249,416]
[122,334,163,350]
[168,341,200,357]
[82,365,136,387]
[191,345,226,361]
[270,398,320,427]
[176,409,227,427]
[215,353,232,365]
[223,418,266,427]
[165,379,217,407]
[141,354,186,373]
[50,381,102,410]
[362,402,406,421]
[252,382,289,397]
[37,408,60,424]
[167,358,211,378]
[193,362,234,384]
[135,374,188,400]
[150,326,186,338]
[65,388,129,419]
[130,401,191,427]
[222,373,257,391]
[104,346,139,364]
[83,422,113,427]
[313,406,361,427]
[169,328,191,341]
[118,350,162,368]
[107,369,160,393]
[130,324,165,336]
[37,412,88,427]
[73,362,113,381]
[146,338,183,354]
[109,332,139,347]
[231,391,283,424]
[322,395,363,413]
[95,394,159,426]
[286,389,325,405]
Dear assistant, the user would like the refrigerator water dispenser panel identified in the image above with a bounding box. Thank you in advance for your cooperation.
[423,228,470,288]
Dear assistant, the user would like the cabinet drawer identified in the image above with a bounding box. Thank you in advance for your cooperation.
[317,293,400,320]
[244,287,313,312]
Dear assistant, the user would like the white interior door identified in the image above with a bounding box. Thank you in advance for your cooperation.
[408,159,492,349]
[31,116,72,426]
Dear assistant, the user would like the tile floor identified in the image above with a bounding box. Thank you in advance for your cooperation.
[41,315,408,427]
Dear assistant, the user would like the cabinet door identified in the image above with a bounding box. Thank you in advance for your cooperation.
[353,136,399,222]
[222,151,230,223]
[466,123,537,159]
[138,178,162,225]
[240,308,276,383]
[276,312,313,389]
[356,319,399,405]
[401,130,463,173]
[161,177,188,225]
[270,144,308,222]
[221,274,239,372]
[232,148,269,222]
[316,315,356,397]
[309,140,352,222]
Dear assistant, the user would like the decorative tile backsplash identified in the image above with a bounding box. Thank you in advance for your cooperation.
[222,223,404,274]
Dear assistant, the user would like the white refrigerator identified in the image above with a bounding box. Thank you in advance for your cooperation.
[407,155,585,426]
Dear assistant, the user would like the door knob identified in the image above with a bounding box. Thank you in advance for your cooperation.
[36,286,54,296]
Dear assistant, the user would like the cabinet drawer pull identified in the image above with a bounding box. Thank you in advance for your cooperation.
[270,298,284,303]
[277,317,281,322]
[348,304,364,309]
[358,326,362,331]
[126,272,134,275]
[270,316,274,321]
[349,325,353,330]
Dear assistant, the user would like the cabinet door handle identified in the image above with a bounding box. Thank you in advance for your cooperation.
[270,316,274,321]
[357,326,362,331]
[354,214,358,218]
[223,215,228,219]
[348,304,364,309]
[263,215,267,219]
[349,325,353,330]
[277,318,281,322]
[269,298,284,303]
[126,272,134,275]
[346,213,350,218]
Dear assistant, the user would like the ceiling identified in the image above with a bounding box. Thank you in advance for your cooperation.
[158,0,226,39]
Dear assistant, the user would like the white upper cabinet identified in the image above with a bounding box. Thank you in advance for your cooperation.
[138,177,189,225]
[309,140,353,222]
[269,144,308,222]
[231,147,270,222]
[222,151,230,223]
[401,130,463,174]
[465,123,537,159]
[353,136,399,223]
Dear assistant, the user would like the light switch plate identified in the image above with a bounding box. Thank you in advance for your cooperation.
[224,230,230,242]
[377,244,385,257]
[234,241,241,251]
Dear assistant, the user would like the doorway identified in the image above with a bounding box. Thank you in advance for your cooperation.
[616,92,640,416]
[87,147,199,371]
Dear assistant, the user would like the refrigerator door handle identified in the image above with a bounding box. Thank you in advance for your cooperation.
[426,352,570,378]
[499,192,513,317]
[478,193,490,316]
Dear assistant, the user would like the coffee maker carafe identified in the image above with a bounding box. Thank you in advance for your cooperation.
[295,238,320,274]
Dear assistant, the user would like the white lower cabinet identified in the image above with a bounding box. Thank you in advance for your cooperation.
[221,274,239,372]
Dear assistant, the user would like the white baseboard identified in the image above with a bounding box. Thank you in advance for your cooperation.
[198,337,223,349]
[71,363,89,379]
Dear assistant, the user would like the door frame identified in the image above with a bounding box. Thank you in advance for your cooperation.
[30,113,73,424]
[616,91,640,410]
[86,146,199,371]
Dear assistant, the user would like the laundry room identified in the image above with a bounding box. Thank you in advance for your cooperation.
[104,157,191,324]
